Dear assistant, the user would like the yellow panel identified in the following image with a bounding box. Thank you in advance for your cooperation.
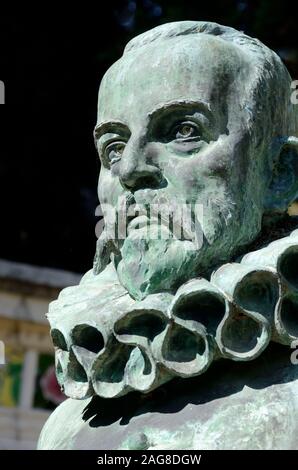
[0,344,23,407]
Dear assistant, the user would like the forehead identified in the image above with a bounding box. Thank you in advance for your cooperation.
[97,34,248,125]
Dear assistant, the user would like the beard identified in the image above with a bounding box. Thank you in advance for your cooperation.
[95,187,262,301]
[113,199,244,300]
[115,226,198,300]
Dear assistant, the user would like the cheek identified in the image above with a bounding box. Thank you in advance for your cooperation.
[161,136,232,177]
[161,153,228,203]
[159,152,203,198]
[98,169,123,206]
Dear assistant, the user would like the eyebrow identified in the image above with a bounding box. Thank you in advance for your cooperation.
[94,99,212,140]
[94,120,129,140]
[146,99,212,122]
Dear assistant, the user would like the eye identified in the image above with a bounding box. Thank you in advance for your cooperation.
[104,141,125,165]
[173,122,201,140]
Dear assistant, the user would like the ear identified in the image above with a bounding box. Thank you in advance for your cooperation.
[264,136,298,213]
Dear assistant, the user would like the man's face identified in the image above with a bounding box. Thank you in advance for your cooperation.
[95,35,266,300]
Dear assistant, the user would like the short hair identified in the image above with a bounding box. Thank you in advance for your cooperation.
[124,21,298,144]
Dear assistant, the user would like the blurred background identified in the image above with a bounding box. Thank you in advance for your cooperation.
[0,0,297,449]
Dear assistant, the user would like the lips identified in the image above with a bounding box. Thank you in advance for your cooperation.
[123,201,199,243]
[127,215,158,233]
[126,213,195,241]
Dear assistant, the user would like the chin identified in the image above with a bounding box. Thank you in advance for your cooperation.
[115,227,200,300]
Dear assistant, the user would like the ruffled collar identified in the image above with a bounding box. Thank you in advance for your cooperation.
[48,229,298,400]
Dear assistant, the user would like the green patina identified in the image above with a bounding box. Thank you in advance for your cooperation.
[38,21,298,450]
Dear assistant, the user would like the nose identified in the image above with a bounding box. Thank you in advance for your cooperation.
[118,137,162,191]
